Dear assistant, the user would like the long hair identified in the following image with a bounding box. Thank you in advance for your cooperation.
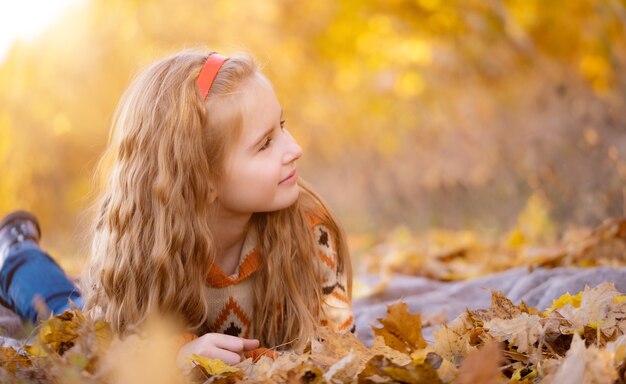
[81,49,351,349]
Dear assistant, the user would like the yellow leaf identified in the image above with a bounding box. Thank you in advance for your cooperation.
[545,292,583,315]
[24,309,81,357]
[187,354,240,375]
[372,301,427,354]
[510,367,537,381]
[506,228,526,249]
[23,342,48,358]
[613,296,626,304]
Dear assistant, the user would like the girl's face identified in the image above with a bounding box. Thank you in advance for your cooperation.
[216,73,303,215]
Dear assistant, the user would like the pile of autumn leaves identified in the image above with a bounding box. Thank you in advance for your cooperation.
[2,216,626,383]
[2,283,626,383]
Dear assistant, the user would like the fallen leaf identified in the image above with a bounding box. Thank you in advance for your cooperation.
[433,325,469,364]
[545,332,617,384]
[358,354,442,384]
[484,313,543,354]
[323,350,361,383]
[456,341,504,384]
[372,301,427,354]
[187,354,240,375]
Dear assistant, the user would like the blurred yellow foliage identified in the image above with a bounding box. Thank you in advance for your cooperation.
[0,0,624,266]
[506,193,555,248]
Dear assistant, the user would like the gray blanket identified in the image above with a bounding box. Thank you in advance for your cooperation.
[353,266,626,346]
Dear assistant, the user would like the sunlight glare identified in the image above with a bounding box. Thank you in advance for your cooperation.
[0,0,84,61]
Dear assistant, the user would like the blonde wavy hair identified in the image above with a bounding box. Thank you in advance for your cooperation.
[81,49,351,349]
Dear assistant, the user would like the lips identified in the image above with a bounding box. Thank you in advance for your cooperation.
[279,169,297,184]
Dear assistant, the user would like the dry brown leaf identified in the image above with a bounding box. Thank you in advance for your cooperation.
[557,283,620,333]
[372,301,427,354]
[247,352,312,382]
[472,291,524,325]
[25,310,81,357]
[0,346,31,374]
[313,326,370,359]
[323,350,361,383]
[370,335,412,366]
[484,313,543,354]
[433,325,470,363]
[545,332,617,384]
[285,361,324,383]
[456,341,504,384]
[358,354,442,384]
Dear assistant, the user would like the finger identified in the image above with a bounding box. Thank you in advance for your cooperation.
[242,339,260,351]
[213,335,246,352]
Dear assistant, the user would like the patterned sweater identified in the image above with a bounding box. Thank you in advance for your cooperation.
[201,215,354,340]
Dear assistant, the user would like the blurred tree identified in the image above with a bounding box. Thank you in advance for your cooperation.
[0,0,624,265]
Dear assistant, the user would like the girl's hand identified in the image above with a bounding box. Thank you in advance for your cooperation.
[176,333,260,368]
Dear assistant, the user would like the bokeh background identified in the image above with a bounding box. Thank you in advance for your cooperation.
[1,0,625,273]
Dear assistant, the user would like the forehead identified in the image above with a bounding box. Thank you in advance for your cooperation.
[238,73,281,136]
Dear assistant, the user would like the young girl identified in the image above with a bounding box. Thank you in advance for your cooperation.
[0,49,354,365]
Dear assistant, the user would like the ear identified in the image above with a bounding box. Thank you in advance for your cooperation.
[207,184,219,203]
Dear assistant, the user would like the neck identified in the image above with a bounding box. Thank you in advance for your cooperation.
[209,204,253,273]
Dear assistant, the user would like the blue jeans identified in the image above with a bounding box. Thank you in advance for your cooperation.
[0,241,83,323]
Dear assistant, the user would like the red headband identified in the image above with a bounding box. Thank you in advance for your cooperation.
[197,53,229,100]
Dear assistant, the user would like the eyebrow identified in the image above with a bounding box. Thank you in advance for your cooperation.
[249,109,283,150]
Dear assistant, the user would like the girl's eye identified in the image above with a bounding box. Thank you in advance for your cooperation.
[259,138,272,151]
[280,119,286,130]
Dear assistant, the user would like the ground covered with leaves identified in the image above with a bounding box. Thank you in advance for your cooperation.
[2,217,626,383]
[3,285,626,383]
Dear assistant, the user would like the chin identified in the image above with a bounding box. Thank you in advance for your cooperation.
[271,189,300,211]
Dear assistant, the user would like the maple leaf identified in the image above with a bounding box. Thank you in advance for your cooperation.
[557,283,620,333]
[245,352,313,382]
[187,354,241,376]
[542,316,576,357]
[370,335,412,366]
[597,298,626,341]
[24,310,81,357]
[358,354,442,384]
[372,301,427,354]
[484,313,543,354]
[433,325,470,364]
[546,333,617,384]
[0,346,31,375]
[313,326,370,360]
[323,350,361,383]
[471,290,523,324]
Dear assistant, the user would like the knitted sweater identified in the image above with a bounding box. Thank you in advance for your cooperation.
[202,216,354,340]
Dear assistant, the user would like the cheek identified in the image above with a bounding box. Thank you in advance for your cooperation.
[225,162,277,196]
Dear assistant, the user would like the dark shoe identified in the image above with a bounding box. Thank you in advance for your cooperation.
[0,211,41,269]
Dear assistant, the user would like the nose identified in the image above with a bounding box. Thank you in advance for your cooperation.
[282,132,303,164]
